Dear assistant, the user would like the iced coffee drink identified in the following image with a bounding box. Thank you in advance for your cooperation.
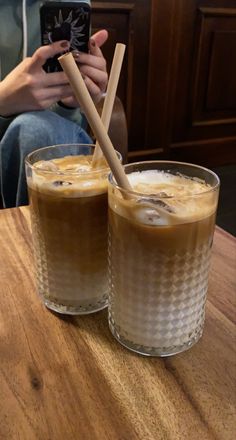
[108,161,219,356]
[26,144,112,314]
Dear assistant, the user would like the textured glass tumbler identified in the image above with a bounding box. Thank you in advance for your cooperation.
[108,161,220,356]
[26,144,111,315]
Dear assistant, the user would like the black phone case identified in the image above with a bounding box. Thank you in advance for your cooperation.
[40,1,91,72]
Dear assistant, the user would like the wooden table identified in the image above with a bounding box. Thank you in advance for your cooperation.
[0,206,235,440]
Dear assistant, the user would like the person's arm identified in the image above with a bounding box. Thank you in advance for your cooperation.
[0,41,72,118]
[0,31,108,127]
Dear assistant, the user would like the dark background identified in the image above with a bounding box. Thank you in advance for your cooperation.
[92,0,236,235]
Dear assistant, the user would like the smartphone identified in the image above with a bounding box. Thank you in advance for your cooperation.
[40,1,91,72]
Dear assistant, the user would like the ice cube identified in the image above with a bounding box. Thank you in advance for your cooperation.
[82,181,94,187]
[137,197,176,214]
[34,160,59,171]
[53,181,72,187]
[133,196,178,225]
[63,164,91,173]
[134,207,168,226]
[74,164,91,173]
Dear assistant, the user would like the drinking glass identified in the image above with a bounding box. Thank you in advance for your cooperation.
[26,144,113,314]
[108,161,220,356]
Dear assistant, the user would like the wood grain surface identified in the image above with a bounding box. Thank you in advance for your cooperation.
[0,206,235,440]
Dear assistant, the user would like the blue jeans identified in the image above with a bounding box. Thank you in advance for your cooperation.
[0,110,92,208]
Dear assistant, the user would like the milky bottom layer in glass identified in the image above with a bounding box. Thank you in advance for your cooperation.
[30,190,108,314]
[108,212,214,355]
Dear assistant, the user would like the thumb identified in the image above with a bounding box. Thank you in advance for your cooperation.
[90,30,108,49]
[30,41,70,71]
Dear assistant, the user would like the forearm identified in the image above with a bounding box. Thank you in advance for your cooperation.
[0,82,13,117]
[0,80,18,136]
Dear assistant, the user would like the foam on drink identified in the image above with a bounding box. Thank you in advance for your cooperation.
[28,155,109,197]
[109,170,217,226]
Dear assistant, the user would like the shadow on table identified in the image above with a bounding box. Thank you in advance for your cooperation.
[47,307,199,366]
[48,307,128,354]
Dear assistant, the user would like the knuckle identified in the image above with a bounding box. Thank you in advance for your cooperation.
[25,73,35,87]
[31,89,42,105]
[34,48,42,59]
[33,50,45,66]
[31,91,38,103]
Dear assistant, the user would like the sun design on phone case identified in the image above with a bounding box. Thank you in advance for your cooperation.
[47,8,89,50]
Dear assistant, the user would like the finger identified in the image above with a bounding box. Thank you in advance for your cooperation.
[79,65,108,93]
[43,85,73,101]
[35,85,73,107]
[40,71,69,87]
[73,52,106,71]
[61,96,79,108]
[88,29,108,58]
[83,76,103,103]
[89,37,104,59]
[90,30,108,49]
[30,41,70,71]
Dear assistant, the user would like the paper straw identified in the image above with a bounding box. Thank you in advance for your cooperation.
[92,43,126,166]
[59,52,132,191]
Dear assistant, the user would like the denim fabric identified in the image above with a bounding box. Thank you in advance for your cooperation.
[0,110,92,208]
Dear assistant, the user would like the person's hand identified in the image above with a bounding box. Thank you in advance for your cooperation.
[61,30,109,108]
[0,41,73,117]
